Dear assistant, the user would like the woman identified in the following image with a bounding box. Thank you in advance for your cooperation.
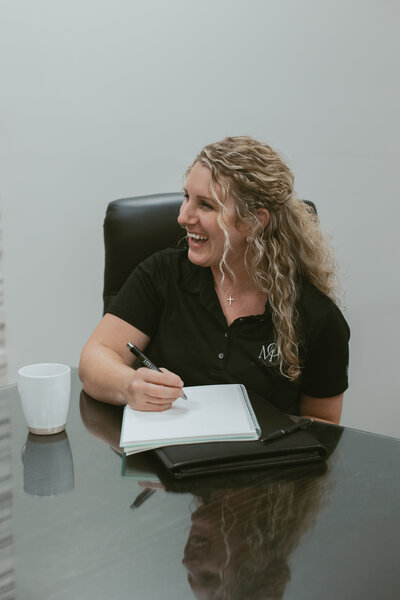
[79,136,349,422]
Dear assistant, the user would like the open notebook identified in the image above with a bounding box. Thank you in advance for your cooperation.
[120,384,261,456]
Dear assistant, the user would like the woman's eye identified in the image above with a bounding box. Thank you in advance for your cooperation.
[200,201,213,210]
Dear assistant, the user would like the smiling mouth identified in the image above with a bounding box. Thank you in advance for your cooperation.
[187,232,208,242]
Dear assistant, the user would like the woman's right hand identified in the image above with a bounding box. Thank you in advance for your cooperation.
[79,314,185,409]
[124,367,185,412]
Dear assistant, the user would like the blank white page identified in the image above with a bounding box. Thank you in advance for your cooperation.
[120,384,259,448]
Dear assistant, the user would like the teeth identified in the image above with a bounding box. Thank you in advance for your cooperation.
[188,233,208,241]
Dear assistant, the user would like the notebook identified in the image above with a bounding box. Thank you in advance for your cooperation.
[120,384,261,456]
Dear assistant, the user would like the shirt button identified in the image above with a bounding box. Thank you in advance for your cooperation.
[224,332,228,338]
[218,353,224,359]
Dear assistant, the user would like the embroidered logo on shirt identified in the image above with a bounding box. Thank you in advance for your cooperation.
[258,343,279,363]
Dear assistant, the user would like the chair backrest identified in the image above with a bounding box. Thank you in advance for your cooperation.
[103,194,317,313]
[103,193,184,312]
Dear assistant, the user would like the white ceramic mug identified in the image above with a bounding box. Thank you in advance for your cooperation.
[17,363,71,434]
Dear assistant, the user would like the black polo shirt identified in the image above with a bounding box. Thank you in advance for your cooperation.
[106,249,350,415]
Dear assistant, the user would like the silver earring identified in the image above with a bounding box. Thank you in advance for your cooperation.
[246,236,252,243]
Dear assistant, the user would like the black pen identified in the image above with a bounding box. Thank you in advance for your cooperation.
[130,488,157,510]
[260,418,313,443]
[127,342,188,400]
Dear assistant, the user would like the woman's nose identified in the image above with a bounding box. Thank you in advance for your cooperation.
[178,200,196,226]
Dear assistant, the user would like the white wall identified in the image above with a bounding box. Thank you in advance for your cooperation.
[1,0,399,436]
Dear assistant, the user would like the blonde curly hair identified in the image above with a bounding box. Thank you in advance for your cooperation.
[186,136,339,380]
[185,467,328,599]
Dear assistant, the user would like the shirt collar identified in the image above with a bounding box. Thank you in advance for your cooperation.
[179,255,224,316]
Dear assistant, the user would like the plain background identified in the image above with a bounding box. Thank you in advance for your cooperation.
[1,0,399,437]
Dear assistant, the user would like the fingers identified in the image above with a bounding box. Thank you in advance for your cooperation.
[159,367,185,388]
[137,368,184,399]
[138,481,166,490]
[138,400,173,412]
[126,367,185,412]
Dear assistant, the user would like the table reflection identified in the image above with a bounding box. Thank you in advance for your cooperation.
[21,430,74,496]
[80,390,342,600]
[183,469,326,600]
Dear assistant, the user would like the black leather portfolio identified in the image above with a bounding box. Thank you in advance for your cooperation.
[154,393,327,479]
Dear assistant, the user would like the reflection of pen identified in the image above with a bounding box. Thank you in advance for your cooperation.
[127,342,188,400]
[130,488,157,510]
[260,418,313,443]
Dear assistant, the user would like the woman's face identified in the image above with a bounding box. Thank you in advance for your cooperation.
[178,162,250,273]
[182,494,250,599]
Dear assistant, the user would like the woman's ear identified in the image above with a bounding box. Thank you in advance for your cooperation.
[237,208,270,236]
[256,208,270,229]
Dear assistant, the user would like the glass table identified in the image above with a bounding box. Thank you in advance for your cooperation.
[1,369,399,599]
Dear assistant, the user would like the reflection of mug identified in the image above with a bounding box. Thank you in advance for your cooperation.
[21,431,74,496]
[18,363,71,434]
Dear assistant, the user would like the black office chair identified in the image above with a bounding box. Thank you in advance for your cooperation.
[103,193,184,312]
[103,194,316,313]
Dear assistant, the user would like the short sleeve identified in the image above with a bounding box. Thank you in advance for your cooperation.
[105,253,167,338]
[300,303,350,398]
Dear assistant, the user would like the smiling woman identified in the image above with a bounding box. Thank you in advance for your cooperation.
[79,136,349,423]
[179,162,256,274]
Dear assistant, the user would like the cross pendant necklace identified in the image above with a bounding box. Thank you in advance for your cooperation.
[227,295,234,306]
